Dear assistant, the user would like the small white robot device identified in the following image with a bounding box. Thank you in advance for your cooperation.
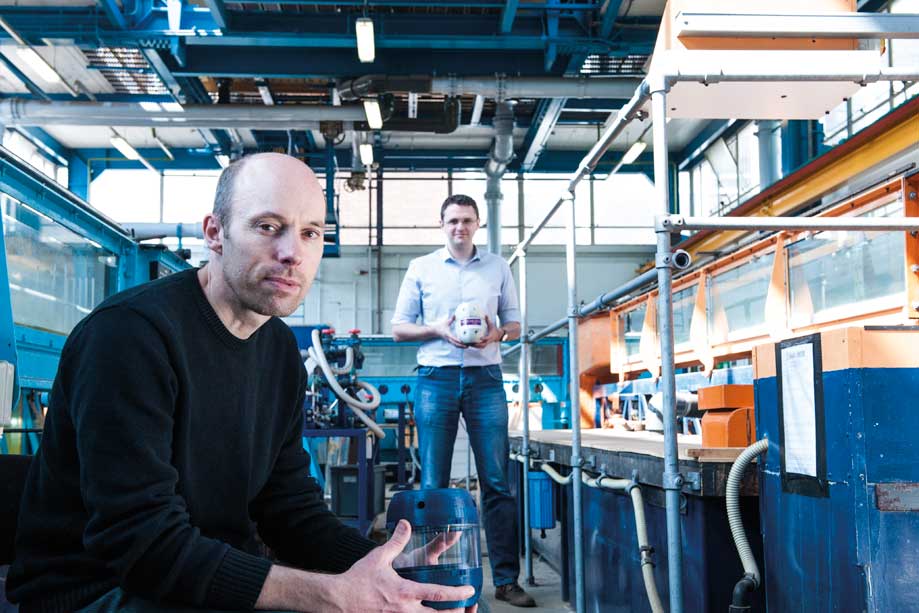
[454,302,486,345]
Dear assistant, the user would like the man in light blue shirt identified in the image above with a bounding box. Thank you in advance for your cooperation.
[392,195,535,608]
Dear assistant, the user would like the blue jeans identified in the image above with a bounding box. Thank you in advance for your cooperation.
[414,365,519,587]
[76,588,293,613]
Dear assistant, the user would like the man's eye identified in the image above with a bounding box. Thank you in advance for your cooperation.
[259,223,277,233]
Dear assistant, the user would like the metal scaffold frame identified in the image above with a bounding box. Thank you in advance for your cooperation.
[504,11,919,613]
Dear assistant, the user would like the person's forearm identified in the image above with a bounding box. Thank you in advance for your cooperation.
[502,321,521,342]
[392,322,440,343]
[255,565,341,612]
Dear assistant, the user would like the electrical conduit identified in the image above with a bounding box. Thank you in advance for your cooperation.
[726,438,769,612]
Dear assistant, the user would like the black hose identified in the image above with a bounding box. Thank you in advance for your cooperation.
[728,574,757,612]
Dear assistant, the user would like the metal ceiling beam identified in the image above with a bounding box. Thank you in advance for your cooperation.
[204,0,229,30]
[0,53,50,101]
[500,0,519,33]
[0,8,654,50]
[168,46,563,77]
[520,98,566,171]
[674,12,919,39]
[97,0,128,30]
[599,0,624,38]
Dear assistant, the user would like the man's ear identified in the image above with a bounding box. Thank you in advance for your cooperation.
[203,213,223,256]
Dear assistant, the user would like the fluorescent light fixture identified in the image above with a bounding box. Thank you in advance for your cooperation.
[110,135,140,160]
[256,80,274,106]
[139,101,162,112]
[216,154,231,168]
[621,141,647,165]
[469,94,484,126]
[17,47,60,84]
[355,17,375,63]
[363,99,383,129]
[166,0,182,31]
[359,143,374,166]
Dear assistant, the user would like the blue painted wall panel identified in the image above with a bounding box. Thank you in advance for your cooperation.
[562,483,763,612]
[755,363,919,612]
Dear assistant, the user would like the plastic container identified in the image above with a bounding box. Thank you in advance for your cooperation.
[386,488,482,610]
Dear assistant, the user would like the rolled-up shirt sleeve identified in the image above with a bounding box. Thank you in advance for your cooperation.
[497,261,521,325]
[391,259,422,325]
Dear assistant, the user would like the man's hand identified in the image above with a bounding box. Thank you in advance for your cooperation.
[471,315,503,349]
[328,520,475,612]
[432,315,468,349]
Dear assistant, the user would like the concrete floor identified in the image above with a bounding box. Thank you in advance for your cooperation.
[478,551,571,613]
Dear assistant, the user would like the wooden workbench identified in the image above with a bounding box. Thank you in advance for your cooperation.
[509,428,756,497]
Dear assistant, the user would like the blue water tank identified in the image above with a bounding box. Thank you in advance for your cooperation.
[528,471,555,530]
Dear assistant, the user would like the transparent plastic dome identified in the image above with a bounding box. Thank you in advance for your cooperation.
[394,523,480,571]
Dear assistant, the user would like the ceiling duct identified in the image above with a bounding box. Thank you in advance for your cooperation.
[338,75,642,100]
[484,100,514,255]
[0,100,366,128]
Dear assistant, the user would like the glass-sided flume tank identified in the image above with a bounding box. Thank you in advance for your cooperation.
[3,194,117,335]
[788,201,905,326]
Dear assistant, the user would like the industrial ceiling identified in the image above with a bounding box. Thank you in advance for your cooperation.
[0,0,721,177]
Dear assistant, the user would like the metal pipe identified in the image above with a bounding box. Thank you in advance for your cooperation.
[431,76,642,100]
[501,267,659,357]
[667,66,919,83]
[563,191,585,613]
[485,101,515,255]
[518,250,534,586]
[539,462,572,485]
[664,215,919,232]
[121,222,204,241]
[651,78,684,613]
[0,99,366,128]
[508,81,651,267]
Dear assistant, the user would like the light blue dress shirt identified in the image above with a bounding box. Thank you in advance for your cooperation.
[392,246,521,367]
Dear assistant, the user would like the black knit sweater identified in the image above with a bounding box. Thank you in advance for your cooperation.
[6,269,376,612]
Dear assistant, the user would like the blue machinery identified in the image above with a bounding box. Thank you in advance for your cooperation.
[0,147,190,454]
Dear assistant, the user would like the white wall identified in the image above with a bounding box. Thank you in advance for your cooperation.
[286,243,656,334]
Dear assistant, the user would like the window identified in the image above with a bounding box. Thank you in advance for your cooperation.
[820,0,919,147]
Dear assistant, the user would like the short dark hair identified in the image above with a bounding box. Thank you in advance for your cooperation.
[440,194,479,220]
[212,156,252,228]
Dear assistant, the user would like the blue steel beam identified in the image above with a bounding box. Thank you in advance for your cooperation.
[0,53,49,100]
[97,0,128,29]
[0,8,654,51]
[519,52,589,172]
[0,147,136,257]
[81,147,221,175]
[204,0,228,30]
[676,119,736,171]
[168,46,564,77]
[17,127,70,165]
[598,0,623,38]
[500,0,518,33]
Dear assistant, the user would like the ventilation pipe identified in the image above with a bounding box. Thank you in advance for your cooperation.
[0,100,366,128]
[485,101,514,255]
[337,75,642,100]
[122,222,203,241]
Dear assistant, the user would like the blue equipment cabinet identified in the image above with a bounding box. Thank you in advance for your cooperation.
[753,327,919,612]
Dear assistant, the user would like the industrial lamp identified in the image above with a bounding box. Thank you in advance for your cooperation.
[363,99,383,130]
[355,17,375,63]
[621,140,647,165]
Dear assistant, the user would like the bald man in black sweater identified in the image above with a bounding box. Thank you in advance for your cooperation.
[6,153,474,613]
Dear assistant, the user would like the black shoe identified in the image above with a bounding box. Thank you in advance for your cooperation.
[494,583,536,608]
